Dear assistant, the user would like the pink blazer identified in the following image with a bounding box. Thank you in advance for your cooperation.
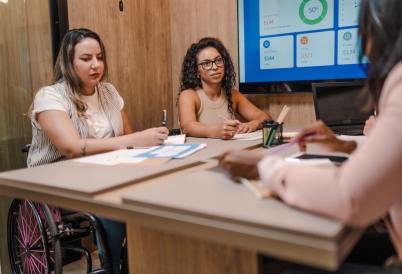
[261,61,402,259]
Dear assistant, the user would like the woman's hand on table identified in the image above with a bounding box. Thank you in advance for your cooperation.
[218,150,264,179]
[236,121,258,134]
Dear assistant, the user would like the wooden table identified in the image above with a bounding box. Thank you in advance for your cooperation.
[0,126,364,273]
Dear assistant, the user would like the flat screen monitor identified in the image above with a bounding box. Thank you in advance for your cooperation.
[312,81,373,126]
[238,0,368,93]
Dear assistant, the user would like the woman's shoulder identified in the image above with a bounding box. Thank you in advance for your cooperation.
[98,82,120,95]
[230,89,240,95]
[230,89,243,100]
[98,82,117,90]
[383,61,402,91]
[178,89,201,108]
[180,88,199,98]
[36,83,64,98]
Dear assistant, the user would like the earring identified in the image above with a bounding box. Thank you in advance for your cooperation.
[197,74,200,79]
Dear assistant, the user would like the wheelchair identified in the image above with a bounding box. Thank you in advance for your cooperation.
[7,145,112,274]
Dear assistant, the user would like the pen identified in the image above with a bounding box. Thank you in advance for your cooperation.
[217,114,228,121]
[127,147,151,149]
[269,132,316,156]
[162,109,167,126]
[265,122,279,147]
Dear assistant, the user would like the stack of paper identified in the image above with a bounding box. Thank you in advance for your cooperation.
[164,134,186,144]
[282,132,298,143]
[233,130,262,141]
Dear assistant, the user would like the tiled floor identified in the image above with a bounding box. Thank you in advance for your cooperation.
[63,251,101,274]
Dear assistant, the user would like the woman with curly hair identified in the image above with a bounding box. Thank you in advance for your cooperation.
[177,37,271,139]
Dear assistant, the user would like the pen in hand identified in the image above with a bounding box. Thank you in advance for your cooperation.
[162,109,167,127]
[217,114,229,121]
[217,114,243,136]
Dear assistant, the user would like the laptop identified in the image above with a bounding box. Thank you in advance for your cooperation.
[312,82,374,135]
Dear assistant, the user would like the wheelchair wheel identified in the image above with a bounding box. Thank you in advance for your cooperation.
[8,199,62,274]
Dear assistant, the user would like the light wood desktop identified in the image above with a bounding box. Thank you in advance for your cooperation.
[0,125,364,273]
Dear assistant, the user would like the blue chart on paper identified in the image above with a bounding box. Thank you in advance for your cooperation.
[133,144,203,159]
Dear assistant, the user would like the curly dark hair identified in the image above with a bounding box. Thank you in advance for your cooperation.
[359,0,402,109]
[177,37,237,115]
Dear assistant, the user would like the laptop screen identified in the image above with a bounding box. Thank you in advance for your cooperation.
[312,82,374,126]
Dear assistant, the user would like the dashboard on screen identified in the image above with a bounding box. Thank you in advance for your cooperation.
[238,0,367,93]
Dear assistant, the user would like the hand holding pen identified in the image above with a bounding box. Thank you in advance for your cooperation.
[126,127,168,148]
[218,115,258,134]
[217,114,241,139]
[292,120,356,154]
[126,110,168,149]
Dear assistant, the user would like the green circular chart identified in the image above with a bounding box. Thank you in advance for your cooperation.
[299,0,328,25]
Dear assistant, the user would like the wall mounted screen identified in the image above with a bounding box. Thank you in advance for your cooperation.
[238,0,367,93]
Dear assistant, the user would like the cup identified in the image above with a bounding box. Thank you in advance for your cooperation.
[262,120,283,148]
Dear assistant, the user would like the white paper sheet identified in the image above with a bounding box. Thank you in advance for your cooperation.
[164,134,186,144]
[73,149,150,165]
[233,130,262,141]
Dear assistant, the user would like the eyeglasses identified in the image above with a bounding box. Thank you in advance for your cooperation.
[197,57,224,70]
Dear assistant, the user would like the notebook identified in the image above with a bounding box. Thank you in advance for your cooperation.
[312,82,374,135]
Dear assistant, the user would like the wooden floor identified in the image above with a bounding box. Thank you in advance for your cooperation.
[64,251,100,274]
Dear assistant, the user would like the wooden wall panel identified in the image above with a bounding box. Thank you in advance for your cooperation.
[26,0,53,91]
[170,0,239,128]
[0,0,51,172]
[0,0,52,273]
[68,0,173,131]
[170,0,315,127]
[246,93,316,124]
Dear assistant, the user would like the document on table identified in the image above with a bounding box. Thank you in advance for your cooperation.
[132,144,207,159]
[233,130,297,141]
[164,134,186,144]
[73,149,151,166]
[233,130,262,141]
[282,132,298,142]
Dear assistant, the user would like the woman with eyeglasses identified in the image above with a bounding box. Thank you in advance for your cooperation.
[177,37,271,139]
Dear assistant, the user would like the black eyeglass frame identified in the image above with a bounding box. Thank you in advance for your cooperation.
[197,57,225,70]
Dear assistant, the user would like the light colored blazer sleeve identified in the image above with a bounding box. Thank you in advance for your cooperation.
[261,62,402,231]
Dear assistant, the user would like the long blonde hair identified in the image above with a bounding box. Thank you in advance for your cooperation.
[28,28,108,118]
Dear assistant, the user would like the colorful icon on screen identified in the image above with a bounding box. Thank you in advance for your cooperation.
[263,40,271,48]
[300,36,309,45]
[343,32,352,41]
